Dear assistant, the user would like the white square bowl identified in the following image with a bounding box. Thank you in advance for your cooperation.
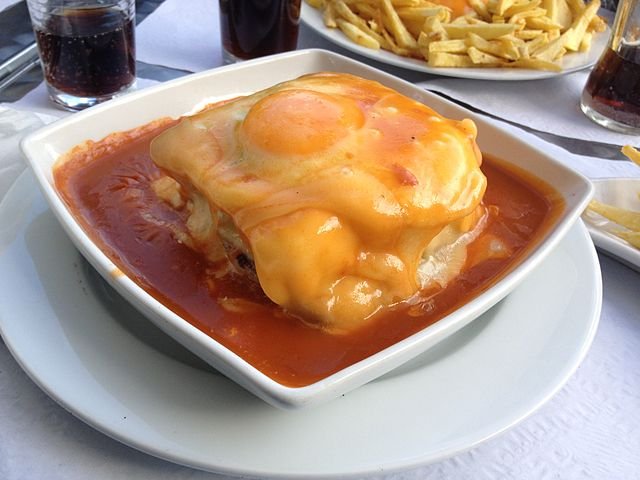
[20,49,593,409]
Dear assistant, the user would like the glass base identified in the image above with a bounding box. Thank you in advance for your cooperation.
[580,100,640,136]
[222,49,247,65]
[46,81,137,111]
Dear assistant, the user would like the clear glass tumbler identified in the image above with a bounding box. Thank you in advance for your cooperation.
[580,0,640,134]
[27,0,136,111]
[218,0,301,64]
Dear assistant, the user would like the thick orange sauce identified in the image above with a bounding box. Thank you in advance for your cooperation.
[55,120,563,388]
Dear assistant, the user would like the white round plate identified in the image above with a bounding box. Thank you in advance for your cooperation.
[583,177,640,272]
[301,3,609,81]
[0,172,601,478]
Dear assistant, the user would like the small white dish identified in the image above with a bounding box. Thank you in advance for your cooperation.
[0,174,601,477]
[301,3,608,81]
[20,49,593,409]
[583,177,640,272]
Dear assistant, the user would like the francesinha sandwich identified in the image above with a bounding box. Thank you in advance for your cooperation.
[149,72,487,334]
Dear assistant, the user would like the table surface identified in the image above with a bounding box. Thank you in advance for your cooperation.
[0,1,639,480]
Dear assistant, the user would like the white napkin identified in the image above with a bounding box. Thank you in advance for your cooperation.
[0,107,53,201]
[136,0,222,72]
[418,71,639,148]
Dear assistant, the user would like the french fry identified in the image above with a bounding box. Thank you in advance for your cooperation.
[563,0,600,51]
[381,0,419,48]
[503,0,543,17]
[525,31,549,52]
[517,43,531,58]
[467,46,508,64]
[443,22,518,39]
[495,0,517,16]
[336,18,381,48]
[589,199,640,232]
[565,0,586,15]
[548,28,561,40]
[467,32,521,59]
[497,36,524,58]
[614,230,640,249]
[396,5,448,36]
[429,38,468,53]
[584,146,640,250]
[516,28,545,40]
[531,34,566,60]
[467,16,491,24]
[508,8,547,25]
[622,145,640,167]
[353,2,378,18]
[397,6,449,21]
[543,0,573,30]
[381,27,417,55]
[322,1,338,27]
[428,51,477,66]
[526,16,564,30]
[468,0,492,21]
[502,33,527,45]
[579,31,592,52]
[450,13,472,24]
[421,15,447,42]
[334,0,389,46]
[390,0,424,6]
[589,14,607,33]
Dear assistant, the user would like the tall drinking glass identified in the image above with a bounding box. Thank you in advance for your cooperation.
[580,0,640,134]
[218,0,301,64]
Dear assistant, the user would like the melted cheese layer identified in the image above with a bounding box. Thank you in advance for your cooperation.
[150,72,487,333]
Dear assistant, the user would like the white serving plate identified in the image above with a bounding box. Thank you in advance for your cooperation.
[301,3,609,81]
[0,173,601,477]
[583,177,640,272]
[20,49,593,409]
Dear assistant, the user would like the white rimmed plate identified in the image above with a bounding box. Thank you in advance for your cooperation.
[583,177,640,272]
[0,171,601,477]
[301,3,609,81]
[20,49,593,409]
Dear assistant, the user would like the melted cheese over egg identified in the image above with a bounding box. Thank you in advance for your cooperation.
[150,72,487,333]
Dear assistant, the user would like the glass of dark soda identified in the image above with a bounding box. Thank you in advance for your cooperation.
[580,0,640,135]
[27,0,136,111]
[218,0,301,64]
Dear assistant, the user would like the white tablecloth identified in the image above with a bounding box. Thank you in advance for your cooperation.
[1,0,639,479]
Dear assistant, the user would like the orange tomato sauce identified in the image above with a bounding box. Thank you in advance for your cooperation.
[54,119,563,388]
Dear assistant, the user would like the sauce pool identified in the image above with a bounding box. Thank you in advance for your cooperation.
[54,120,563,388]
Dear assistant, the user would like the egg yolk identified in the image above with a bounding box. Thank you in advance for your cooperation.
[241,89,364,156]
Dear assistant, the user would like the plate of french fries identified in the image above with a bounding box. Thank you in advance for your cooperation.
[583,146,640,272]
[303,0,609,80]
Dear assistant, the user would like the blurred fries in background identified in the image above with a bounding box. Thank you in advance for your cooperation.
[586,146,640,249]
[306,0,607,70]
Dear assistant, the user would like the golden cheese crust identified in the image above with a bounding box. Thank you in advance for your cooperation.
[150,72,487,333]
